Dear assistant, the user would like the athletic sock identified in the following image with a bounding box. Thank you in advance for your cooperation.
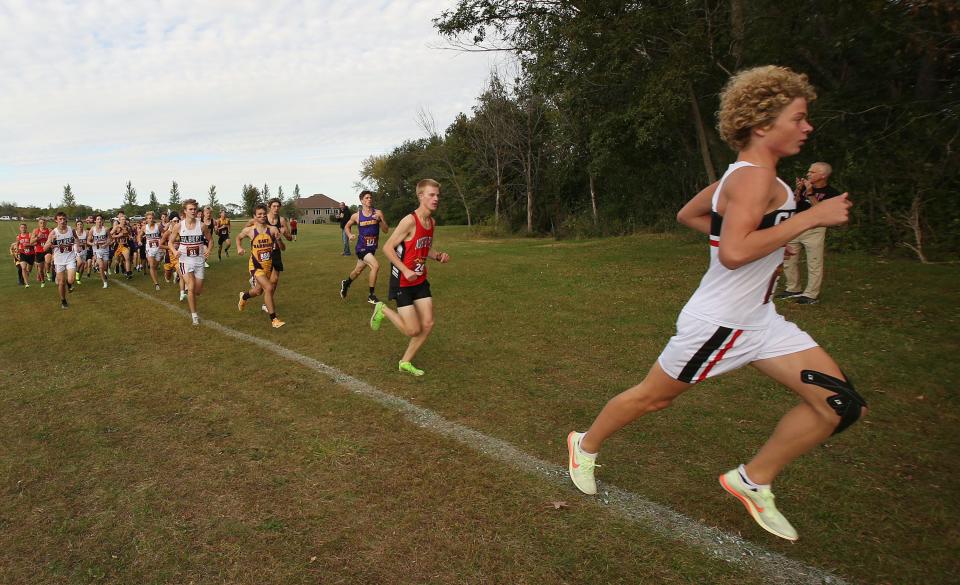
[576,435,598,459]
[191,312,198,319]
[269,312,276,320]
[242,292,251,300]
[369,286,375,295]
[737,464,769,491]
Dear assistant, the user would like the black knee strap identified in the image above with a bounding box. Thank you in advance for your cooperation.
[801,370,866,435]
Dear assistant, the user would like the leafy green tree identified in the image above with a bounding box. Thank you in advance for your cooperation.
[241,184,261,217]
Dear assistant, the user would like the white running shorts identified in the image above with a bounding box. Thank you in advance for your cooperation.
[658,312,818,384]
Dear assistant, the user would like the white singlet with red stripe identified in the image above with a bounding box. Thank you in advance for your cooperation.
[680,162,797,331]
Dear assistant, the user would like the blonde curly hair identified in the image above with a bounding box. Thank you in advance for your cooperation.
[717,66,817,151]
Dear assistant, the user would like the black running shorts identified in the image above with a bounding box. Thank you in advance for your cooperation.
[389,279,432,308]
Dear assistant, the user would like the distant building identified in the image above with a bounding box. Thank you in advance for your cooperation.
[294,194,342,224]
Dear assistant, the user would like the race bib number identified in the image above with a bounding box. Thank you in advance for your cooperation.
[413,258,425,275]
[58,245,71,253]
[186,247,200,257]
[149,240,158,248]
[365,236,376,247]
[258,250,271,261]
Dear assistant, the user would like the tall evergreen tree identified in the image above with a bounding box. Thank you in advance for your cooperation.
[169,180,181,208]
[241,184,261,217]
[148,190,159,212]
[208,185,219,210]
[62,184,77,217]
[123,181,138,215]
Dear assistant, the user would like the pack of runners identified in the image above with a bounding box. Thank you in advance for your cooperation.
[7,65,866,545]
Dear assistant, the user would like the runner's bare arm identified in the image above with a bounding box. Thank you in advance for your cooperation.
[677,181,719,235]
[382,215,418,279]
[235,226,250,255]
[202,225,213,258]
[272,226,286,251]
[280,217,292,241]
[718,167,850,269]
[343,213,358,240]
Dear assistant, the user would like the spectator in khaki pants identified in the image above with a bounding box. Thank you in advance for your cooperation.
[776,162,842,305]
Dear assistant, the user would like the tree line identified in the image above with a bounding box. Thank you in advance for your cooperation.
[2,181,303,221]
[356,0,958,260]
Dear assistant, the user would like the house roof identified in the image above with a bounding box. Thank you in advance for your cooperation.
[295,194,342,209]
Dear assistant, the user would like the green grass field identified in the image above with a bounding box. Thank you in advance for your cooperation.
[1,220,957,584]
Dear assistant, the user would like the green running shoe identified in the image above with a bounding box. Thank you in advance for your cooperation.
[719,468,798,541]
[370,301,385,331]
[398,361,424,376]
[567,431,599,495]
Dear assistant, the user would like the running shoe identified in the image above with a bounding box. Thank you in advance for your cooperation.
[567,431,599,495]
[40,281,45,288]
[76,277,81,284]
[204,261,210,268]
[60,300,68,309]
[191,314,200,326]
[719,469,798,541]
[179,290,187,302]
[271,317,286,329]
[367,293,379,305]
[154,283,161,291]
[340,279,350,299]
[398,361,424,376]
[794,296,819,305]
[23,283,29,288]
[102,281,108,289]
[67,284,73,293]
[370,301,385,331]
[774,290,803,300]
[261,304,268,313]
[238,292,247,311]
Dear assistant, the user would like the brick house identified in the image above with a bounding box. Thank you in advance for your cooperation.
[294,194,343,224]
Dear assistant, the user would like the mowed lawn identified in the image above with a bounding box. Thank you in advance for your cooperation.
[0,219,957,584]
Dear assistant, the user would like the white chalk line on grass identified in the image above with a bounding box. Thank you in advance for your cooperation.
[117,281,846,585]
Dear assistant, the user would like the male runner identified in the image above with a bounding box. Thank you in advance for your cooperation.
[31,217,51,287]
[369,179,450,376]
[74,220,89,284]
[289,217,298,241]
[128,220,142,273]
[14,223,33,287]
[88,214,112,288]
[201,206,216,268]
[340,190,389,304]
[216,209,231,259]
[159,213,184,293]
[566,66,863,542]
[236,203,286,328]
[43,211,79,308]
[168,200,211,325]
[110,213,133,278]
[247,198,293,313]
[9,241,22,286]
[139,211,164,290]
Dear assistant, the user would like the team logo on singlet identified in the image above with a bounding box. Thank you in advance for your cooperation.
[414,236,432,250]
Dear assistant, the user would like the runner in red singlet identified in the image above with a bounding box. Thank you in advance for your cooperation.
[13,223,34,287]
[369,179,450,376]
[32,218,51,287]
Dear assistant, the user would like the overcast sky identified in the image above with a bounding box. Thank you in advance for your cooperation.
[0,0,498,209]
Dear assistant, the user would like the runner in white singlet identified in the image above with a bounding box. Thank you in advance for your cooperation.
[566,66,862,543]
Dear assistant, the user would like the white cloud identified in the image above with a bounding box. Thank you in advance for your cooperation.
[0,0,501,208]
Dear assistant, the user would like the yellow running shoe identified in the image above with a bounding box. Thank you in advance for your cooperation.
[271,317,285,329]
[398,361,424,376]
[719,468,798,541]
[370,301,385,331]
[567,431,599,495]
[238,292,247,311]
